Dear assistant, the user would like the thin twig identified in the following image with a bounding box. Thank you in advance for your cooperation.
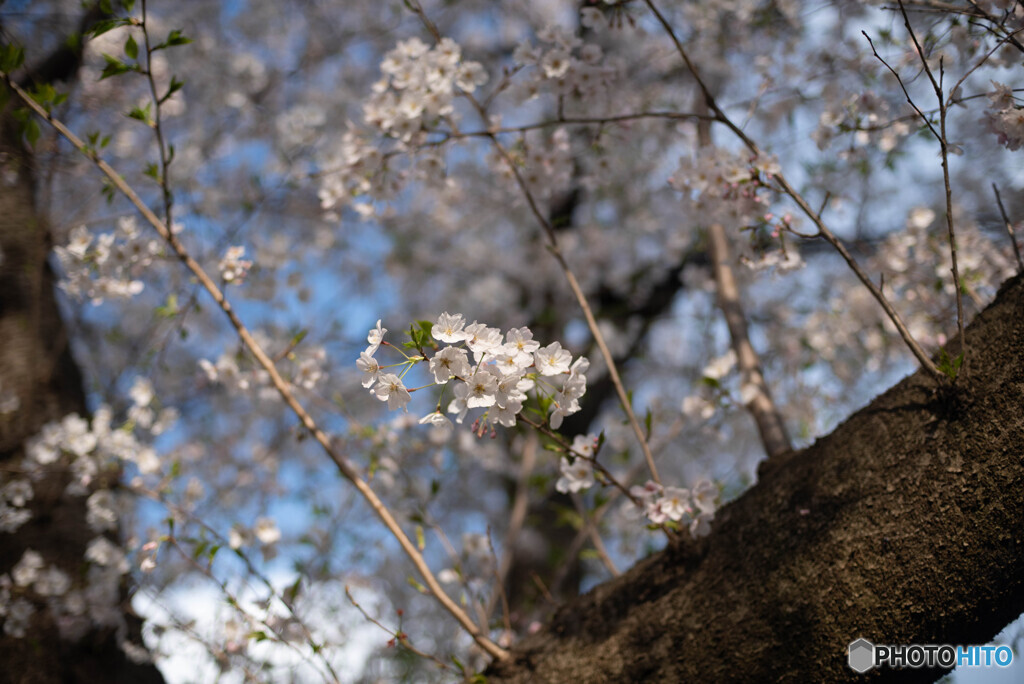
[135,484,341,681]
[1,72,509,662]
[992,184,1024,274]
[644,0,944,381]
[486,433,536,623]
[517,413,641,507]
[570,491,620,577]
[485,528,513,637]
[894,1,967,369]
[140,0,174,228]
[428,110,713,142]
[405,0,663,486]
[486,135,663,484]
[344,586,451,672]
[165,536,336,684]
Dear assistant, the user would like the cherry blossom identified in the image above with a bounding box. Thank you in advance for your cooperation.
[373,373,412,411]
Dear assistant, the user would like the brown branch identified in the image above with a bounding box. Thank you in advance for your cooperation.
[894,1,967,374]
[1,72,509,662]
[642,0,944,381]
[992,184,1023,274]
[695,98,792,460]
[485,134,663,485]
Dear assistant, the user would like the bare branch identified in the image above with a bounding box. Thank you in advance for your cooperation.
[895,0,967,373]
[992,183,1024,274]
[694,98,792,460]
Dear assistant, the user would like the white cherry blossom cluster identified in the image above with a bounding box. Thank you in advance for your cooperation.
[200,341,326,397]
[318,37,486,219]
[366,37,487,142]
[1,550,71,637]
[811,91,911,153]
[2,381,169,641]
[316,130,389,218]
[626,478,719,538]
[555,434,599,493]
[857,205,1019,353]
[510,24,621,103]
[0,478,32,533]
[24,378,168,503]
[984,81,1024,151]
[218,245,253,284]
[669,149,783,231]
[199,352,268,393]
[493,127,574,204]
[54,217,160,305]
[275,103,327,151]
[356,313,588,432]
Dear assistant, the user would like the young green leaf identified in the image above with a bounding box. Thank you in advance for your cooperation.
[0,43,25,72]
[100,54,135,80]
[125,34,138,61]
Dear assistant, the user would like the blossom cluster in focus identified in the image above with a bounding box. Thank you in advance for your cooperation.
[356,313,588,432]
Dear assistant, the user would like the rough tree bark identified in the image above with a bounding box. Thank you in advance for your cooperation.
[0,7,165,683]
[488,274,1024,683]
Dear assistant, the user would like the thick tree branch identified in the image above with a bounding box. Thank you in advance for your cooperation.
[488,274,1024,682]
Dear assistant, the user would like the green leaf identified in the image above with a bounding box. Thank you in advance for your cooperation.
[101,178,116,204]
[89,18,128,38]
[167,29,192,46]
[99,54,134,80]
[0,43,25,72]
[155,293,179,318]
[153,29,192,51]
[23,117,40,146]
[28,82,66,112]
[124,35,138,61]
[554,505,583,530]
[127,103,152,124]
[160,76,184,104]
[936,348,964,381]
[415,525,425,551]
[284,577,302,605]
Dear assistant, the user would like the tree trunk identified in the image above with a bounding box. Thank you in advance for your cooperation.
[488,274,1024,683]
[0,11,166,682]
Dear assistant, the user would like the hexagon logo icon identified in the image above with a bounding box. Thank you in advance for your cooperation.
[848,638,875,673]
